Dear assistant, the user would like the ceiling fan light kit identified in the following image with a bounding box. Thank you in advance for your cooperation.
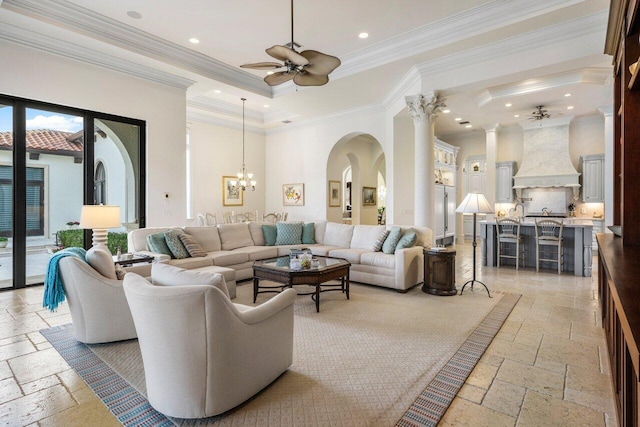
[240,0,341,87]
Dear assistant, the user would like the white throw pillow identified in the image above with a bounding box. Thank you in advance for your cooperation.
[86,245,117,280]
[351,225,386,250]
[323,222,355,248]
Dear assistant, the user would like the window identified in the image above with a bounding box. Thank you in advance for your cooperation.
[94,161,106,204]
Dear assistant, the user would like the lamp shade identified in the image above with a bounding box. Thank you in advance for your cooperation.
[79,205,121,229]
[455,192,493,214]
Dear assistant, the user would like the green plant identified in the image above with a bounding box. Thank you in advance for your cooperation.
[0,236,7,242]
[57,229,83,248]
[107,232,128,255]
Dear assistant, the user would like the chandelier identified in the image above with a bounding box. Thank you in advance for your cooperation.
[230,98,256,191]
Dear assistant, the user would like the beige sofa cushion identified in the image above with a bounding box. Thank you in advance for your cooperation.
[350,225,386,251]
[360,252,396,269]
[327,248,371,264]
[183,227,221,252]
[247,221,267,246]
[231,246,278,261]
[323,222,354,248]
[313,220,328,244]
[217,223,254,251]
[208,251,249,267]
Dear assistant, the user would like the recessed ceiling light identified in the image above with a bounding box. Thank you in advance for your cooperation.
[189,38,200,44]
[127,11,142,19]
[263,104,270,108]
[514,114,520,118]
[564,93,572,97]
[214,90,221,94]
[454,117,462,121]
[359,32,369,39]
[567,106,574,110]
[505,103,512,107]
[442,109,450,114]
[465,124,472,128]
[266,71,274,75]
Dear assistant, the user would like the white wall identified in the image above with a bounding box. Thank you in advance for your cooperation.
[0,40,187,227]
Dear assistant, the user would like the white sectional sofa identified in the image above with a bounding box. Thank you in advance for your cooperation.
[128,221,432,292]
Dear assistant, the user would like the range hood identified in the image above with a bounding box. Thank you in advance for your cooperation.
[513,116,580,200]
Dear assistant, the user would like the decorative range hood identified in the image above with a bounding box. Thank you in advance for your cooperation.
[513,116,580,200]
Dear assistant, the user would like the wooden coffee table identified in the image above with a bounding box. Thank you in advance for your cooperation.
[253,256,350,312]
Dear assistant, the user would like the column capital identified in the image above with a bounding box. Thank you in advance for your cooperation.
[598,105,613,117]
[483,123,501,133]
[405,92,446,124]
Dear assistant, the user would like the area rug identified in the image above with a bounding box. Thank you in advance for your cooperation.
[41,283,519,426]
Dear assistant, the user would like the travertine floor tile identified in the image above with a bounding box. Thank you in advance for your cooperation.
[57,369,86,393]
[0,377,22,404]
[537,334,600,370]
[482,378,526,417]
[485,338,538,365]
[0,384,75,425]
[9,348,70,384]
[0,337,36,361]
[21,374,60,395]
[519,318,571,339]
[518,390,605,427]
[0,360,11,381]
[466,363,499,390]
[496,359,565,398]
[458,383,486,403]
[38,400,122,427]
[439,397,515,427]
[566,365,612,398]
[549,305,595,322]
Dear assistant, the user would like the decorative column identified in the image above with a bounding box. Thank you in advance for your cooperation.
[484,123,500,210]
[599,106,614,229]
[406,92,446,234]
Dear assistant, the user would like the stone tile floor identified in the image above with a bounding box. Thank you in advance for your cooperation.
[0,242,617,426]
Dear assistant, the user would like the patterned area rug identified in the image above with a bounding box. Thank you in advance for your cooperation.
[41,282,519,426]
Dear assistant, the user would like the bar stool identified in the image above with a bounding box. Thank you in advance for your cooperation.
[496,218,525,270]
[534,219,564,274]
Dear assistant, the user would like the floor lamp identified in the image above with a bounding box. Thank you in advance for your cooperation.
[79,205,121,247]
[455,192,493,298]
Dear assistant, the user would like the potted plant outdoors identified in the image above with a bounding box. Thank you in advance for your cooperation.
[66,221,80,230]
[0,236,8,248]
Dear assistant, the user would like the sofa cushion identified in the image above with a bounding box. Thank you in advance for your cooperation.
[178,233,206,257]
[262,224,277,246]
[231,246,278,261]
[309,245,341,256]
[275,244,308,256]
[302,223,315,244]
[217,223,254,251]
[165,257,213,270]
[247,221,267,246]
[86,245,117,279]
[208,250,249,267]
[373,229,390,252]
[327,248,370,264]
[146,232,173,258]
[360,252,396,269]
[164,230,190,259]
[151,263,229,298]
[382,227,402,254]
[388,224,432,247]
[129,227,171,253]
[396,229,417,250]
[183,226,221,252]
[351,225,386,251]
[275,222,303,245]
[314,220,327,244]
[323,222,354,248]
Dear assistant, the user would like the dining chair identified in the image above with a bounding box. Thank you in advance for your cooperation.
[205,212,217,226]
[263,213,277,223]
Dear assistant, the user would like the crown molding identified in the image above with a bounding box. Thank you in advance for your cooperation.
[0,20,195,89]
[475,67,611,107]
[383,66,421,110]
[263,109,298,124]
[187,97,264,124]
[1,0,271,97]
[332,0,588,81]
[416,11,607,78]
[598,105,614,116]
[187,111,265,135]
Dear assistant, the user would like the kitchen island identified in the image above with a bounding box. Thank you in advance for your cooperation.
[480,219,593,276]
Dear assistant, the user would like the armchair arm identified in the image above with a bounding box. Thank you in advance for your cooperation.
[234,288,297,325]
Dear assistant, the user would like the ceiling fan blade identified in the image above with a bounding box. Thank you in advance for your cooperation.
[293,72,329,86]
[264,71,295,86]
[266,45,309,66]
[240,62,284,70]
[300,50,341,75]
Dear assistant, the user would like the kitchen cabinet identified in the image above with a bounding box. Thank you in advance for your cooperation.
[434,139,459,186]
[580,154,604,202]
[464,155,486,195]
[435,184,456,245]
[464,214,486,240]
[592,219,604,250]
[496,161,517,203]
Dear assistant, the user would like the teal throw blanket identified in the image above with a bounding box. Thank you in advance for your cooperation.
[43,247,87,312]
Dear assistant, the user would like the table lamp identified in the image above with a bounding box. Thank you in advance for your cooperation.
[455,192,493,298]
[79,205,121,247]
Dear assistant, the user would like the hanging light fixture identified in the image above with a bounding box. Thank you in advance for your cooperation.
[230,98,256,192]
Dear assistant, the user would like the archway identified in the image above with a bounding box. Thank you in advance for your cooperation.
[326,133,385,225]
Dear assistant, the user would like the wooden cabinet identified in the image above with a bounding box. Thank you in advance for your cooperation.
[435,184,456,245]
[496,161,517,203]
[423,248,457,296]
[581,154,604,202]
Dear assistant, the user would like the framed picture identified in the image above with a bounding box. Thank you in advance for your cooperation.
[222,176,243,206]
[328,180,341,207]
[362,186,377,206]
[283,183,305,206]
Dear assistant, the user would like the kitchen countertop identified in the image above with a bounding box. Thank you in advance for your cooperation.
[482,218,595,227]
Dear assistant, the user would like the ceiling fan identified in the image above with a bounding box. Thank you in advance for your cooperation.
[528,105,552,121]
[240,0,341,87]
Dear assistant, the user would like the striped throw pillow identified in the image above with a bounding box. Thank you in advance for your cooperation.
[179,233,207,257]
[372,229,390,252]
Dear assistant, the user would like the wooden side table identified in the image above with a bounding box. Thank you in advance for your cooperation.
[423,248,457,296]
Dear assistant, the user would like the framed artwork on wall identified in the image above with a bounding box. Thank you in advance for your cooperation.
[222,176,244,206]
[283,183,305,206]
[362,186,377,206]
[329,180,341,207]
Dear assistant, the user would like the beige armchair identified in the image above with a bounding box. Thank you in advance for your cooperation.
[123,271,297,418]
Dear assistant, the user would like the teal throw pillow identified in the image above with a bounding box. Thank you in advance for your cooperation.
[262,224,277,246]
[382,227,402,254]
[395,229,417,251]
[146,232,174,258]
[275,222,303,245]
[302,222,315,244]
[164,230,190,259]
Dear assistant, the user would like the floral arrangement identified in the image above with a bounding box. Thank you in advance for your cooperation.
[567,203,576,212]
[66,221,80,226]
